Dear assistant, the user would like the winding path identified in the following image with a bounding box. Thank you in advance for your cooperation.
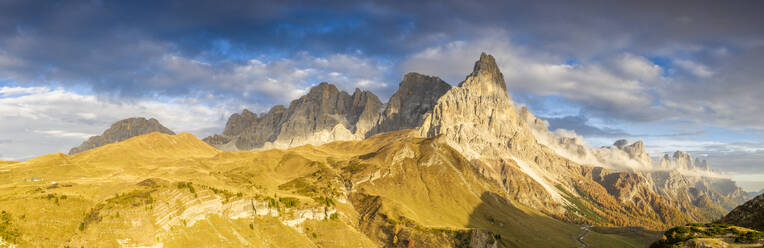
[577,225,591,248]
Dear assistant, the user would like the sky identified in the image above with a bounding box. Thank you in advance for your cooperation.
[1,0,763,191]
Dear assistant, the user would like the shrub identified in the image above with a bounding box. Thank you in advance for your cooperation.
[0,211,21,243]
[279,197,299,208]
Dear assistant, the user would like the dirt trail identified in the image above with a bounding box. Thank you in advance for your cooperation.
[577,225,590,248]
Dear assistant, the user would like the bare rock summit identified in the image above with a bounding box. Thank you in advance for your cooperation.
[68,117,175,154]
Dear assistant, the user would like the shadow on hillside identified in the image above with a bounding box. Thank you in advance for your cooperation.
[466,192,581,248]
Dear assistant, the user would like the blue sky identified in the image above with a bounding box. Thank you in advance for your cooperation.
[0,0,763,190]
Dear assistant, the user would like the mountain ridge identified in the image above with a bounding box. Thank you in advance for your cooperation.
[197,52,747,228]
[40,52,754,247]
[68,117,175,155]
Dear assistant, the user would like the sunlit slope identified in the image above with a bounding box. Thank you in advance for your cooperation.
[0,131,655,247]
[0,160,19,165]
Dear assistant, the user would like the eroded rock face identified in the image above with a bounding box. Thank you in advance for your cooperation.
[69,117,175,154]
[418,52,538,160]
[417,53,569,213]
[614,140,652,166]
[204,83,383,151]
[197,52,748,230]
[370,72,451,136]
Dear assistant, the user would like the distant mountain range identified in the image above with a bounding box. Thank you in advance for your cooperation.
[20,52,750,247]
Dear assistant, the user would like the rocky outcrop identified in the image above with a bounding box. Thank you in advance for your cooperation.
[718,193,764,231]
[613,140,652,166]
[649,151,747,212]
[69,117,175,154]
[419,52,538,160]
[418,53,571,214]
[370,72,451,136]
[204,83,383,151]
[658,151,712,172]
[199,52,748,231]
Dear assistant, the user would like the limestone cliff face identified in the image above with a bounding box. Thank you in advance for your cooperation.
[198,52,748,230]
[649,151,747,211]
[204,83,383,151]
[418,53,571,214]
[69,117,175,154]
[418,53,539,161]
[413,53,746,228]
[657,151,713,172]
[613,140,652,166]
[370,72,451,136]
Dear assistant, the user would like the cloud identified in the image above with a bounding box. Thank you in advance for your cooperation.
[674,59,714,78]
[403,32,764,131]
[0,0,762,186]
[402,34,664,121]
[0,0,762,131]
[34,130,93,139]
[544,115,631,137]
[612,53,663,81]
[0,86,237,160]
[0,41,391,105]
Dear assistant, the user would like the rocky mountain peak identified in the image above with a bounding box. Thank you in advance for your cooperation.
[222,109,258,137]
[69,117,175,154]
[458,52,507,97]
[672,151,695,170]
[695,158,710,171]
[301,82,348,107]
[204,82,382,151]
[370,72,451,135]
[309,81,337,94]
[613,139,629,149]
[420,52,531,159]
[673,151,691,160]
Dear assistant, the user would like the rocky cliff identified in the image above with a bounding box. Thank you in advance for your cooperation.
[199,52,747,231]
[68,117,175,154]
[204,82,383,151]
[370,72,451,136]
[658,151,713,172]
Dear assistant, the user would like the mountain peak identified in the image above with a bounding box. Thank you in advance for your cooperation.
[308,82,340,95]
[458,52,507,96]
[68,117,175,154]
[614,139,629,149]
[371,72,450,135]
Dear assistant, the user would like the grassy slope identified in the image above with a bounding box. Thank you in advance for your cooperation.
[651,223,764,248]
[0,131,656,247]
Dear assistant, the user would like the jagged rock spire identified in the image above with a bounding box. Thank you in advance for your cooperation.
[458,52,508,97]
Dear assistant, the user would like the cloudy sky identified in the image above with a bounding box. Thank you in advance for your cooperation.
[1,0,763,190]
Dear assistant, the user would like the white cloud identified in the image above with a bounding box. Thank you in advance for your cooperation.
[674,59,714,78]
[34,130,94,139]
[0,86,239,160]
[402,33,662,121]
[145,52,391,103]
[613,53,663,81]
